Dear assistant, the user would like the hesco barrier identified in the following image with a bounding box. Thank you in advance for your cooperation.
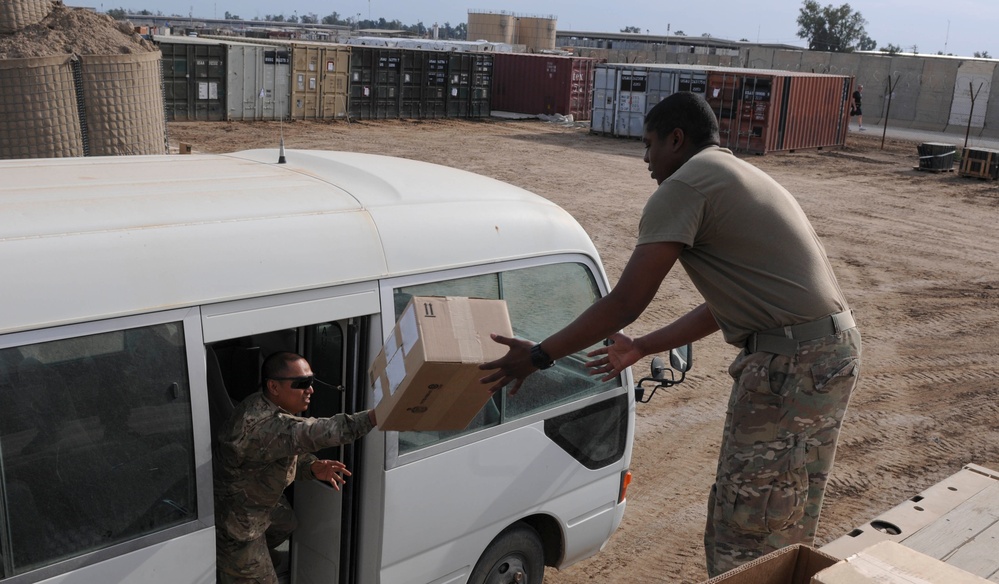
[0,55,84,159]
[290,44,349,119]
[79,52,166,156]
[0,51,166,159]
[0,0,54,33]
[349,47,491,120]
[160,40,226,121]
[491,53,595,120]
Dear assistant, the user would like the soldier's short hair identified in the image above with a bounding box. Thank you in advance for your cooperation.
[644,91,720,147]
[262,351,307,382]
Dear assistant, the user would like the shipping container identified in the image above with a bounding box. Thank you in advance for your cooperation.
[592,63,851,154]
[491,53,596,120]
[290,44,350,120]
[156,36,295,122]
[592,64,707,138]
[706,69,852,154]
[226,44,291,121]
[446,53,492,118]
[349,47,492,120]
[158,38,226,121]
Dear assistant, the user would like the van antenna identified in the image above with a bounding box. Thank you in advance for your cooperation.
[277,115,286,164]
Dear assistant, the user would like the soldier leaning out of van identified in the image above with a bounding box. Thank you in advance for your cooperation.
[214,351,378,584]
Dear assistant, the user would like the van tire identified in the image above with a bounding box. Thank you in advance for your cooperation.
[468,522,544,584]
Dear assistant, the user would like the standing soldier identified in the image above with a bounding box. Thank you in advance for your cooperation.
[481,92,861,577]
[214,351,377,583]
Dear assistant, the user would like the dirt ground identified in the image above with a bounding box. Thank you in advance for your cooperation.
[168,118,999,583]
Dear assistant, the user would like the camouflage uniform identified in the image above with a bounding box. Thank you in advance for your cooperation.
[215,392,374,583]
[704,327,861,576]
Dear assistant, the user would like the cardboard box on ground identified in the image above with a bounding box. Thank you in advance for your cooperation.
[369,296,513,431]
[811,540,991,584]
[701,544,838,584]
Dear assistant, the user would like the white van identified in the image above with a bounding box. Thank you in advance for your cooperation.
[0,149,635,584]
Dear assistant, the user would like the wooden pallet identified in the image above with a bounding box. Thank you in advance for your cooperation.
[959,147,999,180]
[913,165,955,173]
[822,464,999,581]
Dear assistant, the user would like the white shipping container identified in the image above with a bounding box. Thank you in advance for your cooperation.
[591,63,708,138]
[227,43,291,121]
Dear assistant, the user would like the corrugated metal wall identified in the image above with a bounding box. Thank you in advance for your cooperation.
[290,44,349,119]
[160,41,226,121]
[491,53,595,120]
[226,45,291,121]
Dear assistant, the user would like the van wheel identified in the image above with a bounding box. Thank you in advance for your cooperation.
[468,522,544,584]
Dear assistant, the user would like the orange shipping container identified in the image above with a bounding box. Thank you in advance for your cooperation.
[706,69,853,154]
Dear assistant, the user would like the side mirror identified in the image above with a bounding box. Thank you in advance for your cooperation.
[669,344,692,373]
[634,343,693,404]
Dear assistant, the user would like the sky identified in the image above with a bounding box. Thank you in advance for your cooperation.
[97,0,998,58]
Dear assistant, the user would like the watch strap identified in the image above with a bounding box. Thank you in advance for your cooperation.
[530,344,555,370]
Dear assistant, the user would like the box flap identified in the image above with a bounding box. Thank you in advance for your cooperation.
[812,541,991,584]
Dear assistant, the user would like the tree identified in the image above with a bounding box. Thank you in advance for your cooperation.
[879,43,901,55]
[224,11,240,20]
[974,51,992,59]
[620,26,641,33]
[796,1,869,52]
[857,33,876,51]
[322,12,343,25]
[674,30,685,36]
[106,7,127,19]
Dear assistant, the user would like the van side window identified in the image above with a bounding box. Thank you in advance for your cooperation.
[393,262,614,453]
[0,323,197,575]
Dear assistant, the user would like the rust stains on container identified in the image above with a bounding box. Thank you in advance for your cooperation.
[593,63,852,154]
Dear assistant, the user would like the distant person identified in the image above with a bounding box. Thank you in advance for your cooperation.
[852,84,864,130]
[480,92,862,577]
[214,351,377,584]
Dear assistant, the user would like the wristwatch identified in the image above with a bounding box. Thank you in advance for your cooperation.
[529,344,555,370]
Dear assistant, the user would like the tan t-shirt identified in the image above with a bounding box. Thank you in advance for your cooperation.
[638,146,848,345]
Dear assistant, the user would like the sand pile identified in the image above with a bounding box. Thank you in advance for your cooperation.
[0,2,156,58]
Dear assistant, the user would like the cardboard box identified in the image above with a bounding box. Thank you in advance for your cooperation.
[811,540,990,584]
[703,544,838,584]
[369,296,513,431]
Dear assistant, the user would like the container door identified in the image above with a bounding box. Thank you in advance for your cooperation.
[292,46,322,119]
[645,70,676,115]
[273,51,291,120]
[615,69,646,138]
[591,66,616,134]
[320,46,350,119]
[740,77,772,154]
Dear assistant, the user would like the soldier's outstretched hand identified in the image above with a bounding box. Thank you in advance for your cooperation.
[311,459,351,490]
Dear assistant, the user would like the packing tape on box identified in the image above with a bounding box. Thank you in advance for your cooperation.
[449,297,483,363]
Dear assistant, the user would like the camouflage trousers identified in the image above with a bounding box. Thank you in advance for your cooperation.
[217,496,298,584]
[704,327,861,577]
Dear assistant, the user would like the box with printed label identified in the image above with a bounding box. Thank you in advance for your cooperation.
[369,296,513,431]
[702,544,838,584]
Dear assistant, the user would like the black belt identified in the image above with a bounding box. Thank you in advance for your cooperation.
[744,311,856,356]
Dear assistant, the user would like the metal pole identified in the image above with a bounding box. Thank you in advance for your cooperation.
[964,81,983,151]
[880,75,898,150]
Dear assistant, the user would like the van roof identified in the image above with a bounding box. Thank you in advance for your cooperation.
[1,150,599,334]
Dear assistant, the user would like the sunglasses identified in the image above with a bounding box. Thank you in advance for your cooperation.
[268,375,314,390]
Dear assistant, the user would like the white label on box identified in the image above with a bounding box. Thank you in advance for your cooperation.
[372,377,383,406]
[400,303,419,355]
[386,346,406,396]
